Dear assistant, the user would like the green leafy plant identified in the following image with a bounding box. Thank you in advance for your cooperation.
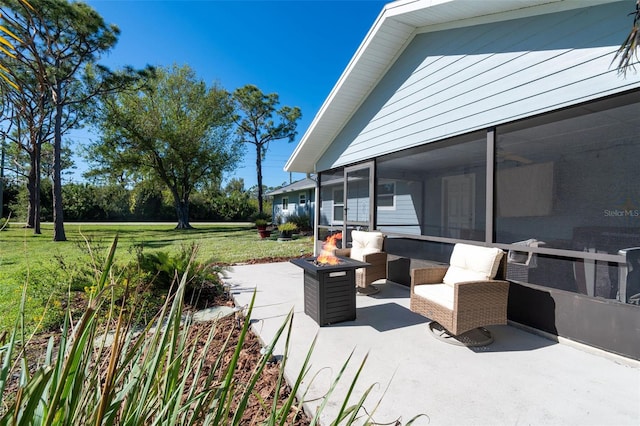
[0,237,428,424]
[251,211,272,222]
[254,218,268,228]
[277,222,298,232]
[130,242,226,295]
[287,213,312,231]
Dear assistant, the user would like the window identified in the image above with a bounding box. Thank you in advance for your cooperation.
[376,131,486,240]
[282,197,288,210]
[377,181,395,209]
[299,193,306,205]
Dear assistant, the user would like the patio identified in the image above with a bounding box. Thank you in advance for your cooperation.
[225,261,639,425]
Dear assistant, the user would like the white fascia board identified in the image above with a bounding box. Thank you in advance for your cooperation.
[285,4,413,173]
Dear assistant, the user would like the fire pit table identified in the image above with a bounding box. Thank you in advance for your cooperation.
[291,256,370,326]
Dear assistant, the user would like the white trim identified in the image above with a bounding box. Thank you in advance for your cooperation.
[377,180,396,211]
[332,187,344,224]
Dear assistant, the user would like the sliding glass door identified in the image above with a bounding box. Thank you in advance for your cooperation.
[343,163,374,247]
[318,162,374,249]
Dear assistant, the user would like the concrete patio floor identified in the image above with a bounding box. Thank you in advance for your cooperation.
[225,261,640,426]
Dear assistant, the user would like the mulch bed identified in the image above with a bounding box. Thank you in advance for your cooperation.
[1,256,313,425]
[183,296,311,425]
[190,256,314,424]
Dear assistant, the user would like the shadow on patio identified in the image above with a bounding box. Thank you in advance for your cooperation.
[226,261,640,426]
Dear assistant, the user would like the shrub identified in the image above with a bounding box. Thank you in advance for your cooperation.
[277,222,298,232]
[128,242,226,296]
[0,237,425,425]
[287,213,312,231]
[250,211,271,222]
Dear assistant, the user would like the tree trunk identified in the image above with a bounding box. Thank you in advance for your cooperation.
[25,146,41,234]
[256,144,263,215]
[25,165,35,229]
[171,188,192,229]
[174,200,192,229]
[33,145,41,235]
[52,91,66,242]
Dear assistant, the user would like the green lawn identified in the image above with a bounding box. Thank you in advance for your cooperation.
[0,222,313,332]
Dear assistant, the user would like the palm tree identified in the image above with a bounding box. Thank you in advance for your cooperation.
[614,0,640,75]
[0,0,33,89]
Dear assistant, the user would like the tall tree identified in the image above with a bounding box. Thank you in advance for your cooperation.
[1,0,143,241]
[88,64,240,229]
[1,65,53,233]
[232,84,301,215]
[0,0,32,223]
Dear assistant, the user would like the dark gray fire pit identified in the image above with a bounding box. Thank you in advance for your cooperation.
[291,256,370,326]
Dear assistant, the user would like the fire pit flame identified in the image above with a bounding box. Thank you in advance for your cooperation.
[315,232,342,265]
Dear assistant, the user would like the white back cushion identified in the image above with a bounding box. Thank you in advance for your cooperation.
[442,266,490,285]
[350,230,384,262]
[443,244,504,285]
[351,230,384,250]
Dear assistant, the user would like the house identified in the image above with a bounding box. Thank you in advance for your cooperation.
[285,0,640,359]
[267,177,316,227]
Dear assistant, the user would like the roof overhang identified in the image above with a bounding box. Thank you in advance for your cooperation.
[266,177,316,196]
[285,0,621,173]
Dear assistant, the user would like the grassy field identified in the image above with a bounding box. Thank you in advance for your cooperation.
[0,222,313,332]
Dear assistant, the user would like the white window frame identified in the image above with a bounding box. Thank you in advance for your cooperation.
[282,197,289,211]
[377,180,396,211]
[332,187,344,224]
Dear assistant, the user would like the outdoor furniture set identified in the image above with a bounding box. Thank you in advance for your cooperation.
[296,230,510,344]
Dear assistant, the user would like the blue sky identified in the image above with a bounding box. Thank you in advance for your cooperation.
[76,0,388,189]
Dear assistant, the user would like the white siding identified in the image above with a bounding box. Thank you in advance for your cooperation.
[317,2,639,171]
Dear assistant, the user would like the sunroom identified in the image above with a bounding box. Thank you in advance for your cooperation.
[286,0,640,359]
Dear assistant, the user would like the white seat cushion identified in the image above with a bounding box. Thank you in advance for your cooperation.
[351,246,380,262]
[413,284,454,310]
[442,266,490,285]
[443,244,504,285]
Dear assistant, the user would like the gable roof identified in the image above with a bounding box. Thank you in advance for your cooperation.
[285,0,621,173]
[266,177,316,196]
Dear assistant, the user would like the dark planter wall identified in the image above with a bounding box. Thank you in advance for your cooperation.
[384,237,639,360]
[508,281,640,360]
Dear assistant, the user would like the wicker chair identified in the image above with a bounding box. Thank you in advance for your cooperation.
[410,243,509,336]
[335,230,387,295]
